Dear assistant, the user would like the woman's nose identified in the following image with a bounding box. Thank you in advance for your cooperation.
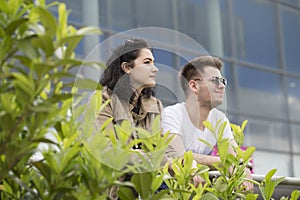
[152,64,159,73]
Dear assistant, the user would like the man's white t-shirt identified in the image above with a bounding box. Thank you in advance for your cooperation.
[162,102,234,155]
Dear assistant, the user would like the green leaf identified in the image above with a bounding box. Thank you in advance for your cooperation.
[241,120,248,132]
[259,169,284,200]
[151,190,170,200]
[32,138,58,146]
[135,127,152,139]
[32,161,53,184]
[243,146,256,163]
[198,138,214,149]
[183,151,194,172]
[77,26,102,35]
[200,193,219,200]
[74,78,100,90]
[100,117,113,132]
[61,35,83,58]
[273,177,285,187]
[12,72,35,98]
[0,92,16,114]
[36,7,56,37]
[32,34,54,57]
[3,180,13,195]
[217,138,229,163]
[217,121,227,141]
[8,0,23,17]
[230,123,244,146]
[117,120,132,145]
[172,160,182,176]
[290,190,300,200]
[265,169,277,182]
[0,1,9,13]
[245,193,258,200]
[151,174,164,192]
[264,181,275,200]
[203,121,215,134]
[6,17,28,35]
[0,36,13,62]
[215,176,227,192]
[0,25,6,38]
[57,3,68,41]
[37,0,46,7]
[18,37,40,59]
[118,187,135,200]
[151,115,161,137]
[131,173,152,198]
[60,144,81,173]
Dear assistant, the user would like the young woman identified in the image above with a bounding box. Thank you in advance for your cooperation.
[97,38,162,134]
[96,38,162,199]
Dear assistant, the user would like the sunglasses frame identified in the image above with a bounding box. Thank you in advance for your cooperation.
[193,76,227,86]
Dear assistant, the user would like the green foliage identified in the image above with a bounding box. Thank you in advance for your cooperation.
[201,120,291,200]
[290,190,300,200]
[0,0,104,199]
[161,151,210,199]
[258,169,285,200]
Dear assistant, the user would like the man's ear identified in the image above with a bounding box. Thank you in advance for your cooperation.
[121,62,131,74]
[189,80,199,93]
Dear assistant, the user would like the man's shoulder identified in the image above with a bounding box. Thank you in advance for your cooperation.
[163,102,183,113]
[210,108,225,115]
[209,108,228,120]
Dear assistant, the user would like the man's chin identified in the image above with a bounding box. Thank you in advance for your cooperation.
[212,101,223,108]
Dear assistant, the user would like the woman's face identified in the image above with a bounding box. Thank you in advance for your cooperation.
[129,48,158,90]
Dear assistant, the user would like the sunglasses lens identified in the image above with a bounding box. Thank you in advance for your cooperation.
[222,78,227,86]
[212,77,227,86]
[215,78,220,86]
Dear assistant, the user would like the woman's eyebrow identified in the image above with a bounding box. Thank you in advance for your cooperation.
[143,57,154,62]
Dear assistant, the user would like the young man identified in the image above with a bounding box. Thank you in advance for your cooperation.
[162,55,253,191]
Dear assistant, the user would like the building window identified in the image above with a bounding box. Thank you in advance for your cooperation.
[281,6,300,74]
[244,117,289,152]
[287,77,300,121]
[233,0,279,68]
[237,67,285,118]
[291,124,300,153]
[254,151,291,177]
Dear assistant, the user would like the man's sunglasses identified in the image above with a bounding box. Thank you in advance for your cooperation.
[193,77,227,86]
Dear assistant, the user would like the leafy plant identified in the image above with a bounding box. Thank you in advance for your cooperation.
[0,0,103,198]
[258,169,285,200]
[200,120,256,199]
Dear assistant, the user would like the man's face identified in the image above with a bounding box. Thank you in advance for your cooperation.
[195,66,226,108]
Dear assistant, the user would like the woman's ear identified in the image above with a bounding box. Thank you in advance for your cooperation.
[121,62,131,74]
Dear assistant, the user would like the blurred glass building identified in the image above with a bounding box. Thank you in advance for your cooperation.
[50,0,300,177]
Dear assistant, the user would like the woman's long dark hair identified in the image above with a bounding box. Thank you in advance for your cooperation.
[100,38,154,103]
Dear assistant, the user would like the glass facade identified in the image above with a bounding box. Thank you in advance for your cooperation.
[52,0,300,177]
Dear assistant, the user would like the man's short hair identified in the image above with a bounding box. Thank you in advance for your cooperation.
[179,56,223,94]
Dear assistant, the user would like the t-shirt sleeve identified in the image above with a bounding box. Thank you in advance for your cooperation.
[161,105,182,136]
